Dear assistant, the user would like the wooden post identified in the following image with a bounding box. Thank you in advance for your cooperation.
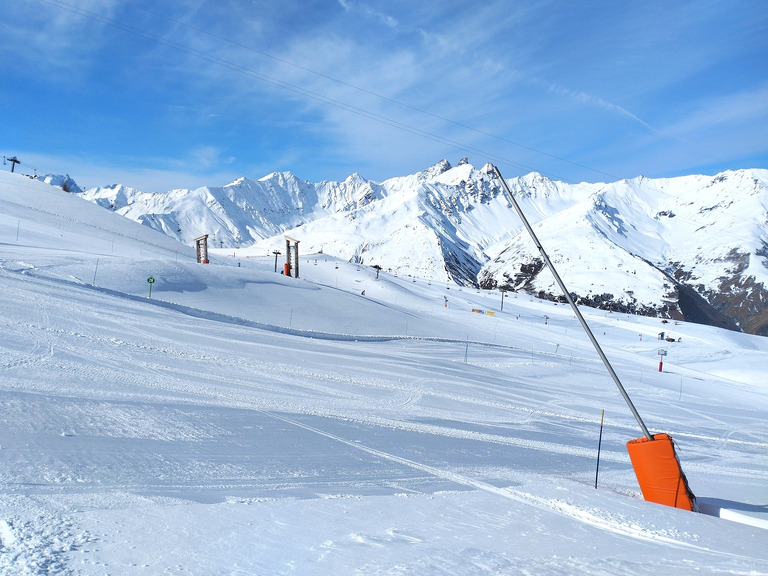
[285,238,290,273]
[195,235,209,264]
[284,236,300,278]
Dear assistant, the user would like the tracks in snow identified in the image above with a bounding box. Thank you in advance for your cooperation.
[259,410,739,554]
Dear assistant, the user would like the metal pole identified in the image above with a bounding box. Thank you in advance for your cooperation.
[595,409,605,488]
[492,166,652,440]
[295,241,300,279]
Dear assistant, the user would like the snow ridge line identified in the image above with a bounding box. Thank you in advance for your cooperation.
[11,266,602,358]
[0,194,186,257]
[259,410,727,554]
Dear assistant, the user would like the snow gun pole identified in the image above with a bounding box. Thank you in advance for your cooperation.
[492,166,696,511]
[492,166,652,440]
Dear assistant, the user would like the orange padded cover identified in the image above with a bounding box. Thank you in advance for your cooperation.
[626,433,696,511]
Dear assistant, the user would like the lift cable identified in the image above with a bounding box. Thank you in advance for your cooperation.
[39,0,618,184]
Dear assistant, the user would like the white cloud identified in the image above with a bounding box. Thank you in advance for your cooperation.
[664,85,768,138]
[186,146,236,171]
[14,148,241,194]
[533,79,663,136]
[0,0,121,75]
[337,0,398,28]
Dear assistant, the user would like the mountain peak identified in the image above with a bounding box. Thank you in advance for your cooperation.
[419,159,453,181]
[258,171,303,186]
[40,174,82,194]
[225,176,250,188]
[344,172,368,184]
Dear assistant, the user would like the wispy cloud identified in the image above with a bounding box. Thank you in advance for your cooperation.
[3,0,766,188]
[665,85,768,138]
[185,146,236,171]
[0,0,121,75]
[533,79,664,137]
[14,146,241,194]
[338,0,398,29]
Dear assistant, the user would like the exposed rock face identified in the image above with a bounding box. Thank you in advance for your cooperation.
[697,250,768,335]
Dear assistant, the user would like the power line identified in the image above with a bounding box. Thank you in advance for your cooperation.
[39,0,614,183]
[110,0,621,182]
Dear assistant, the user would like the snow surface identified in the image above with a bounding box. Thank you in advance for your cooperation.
[1,171,767,574]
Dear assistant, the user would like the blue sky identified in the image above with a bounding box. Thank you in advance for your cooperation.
[2,0,767,192]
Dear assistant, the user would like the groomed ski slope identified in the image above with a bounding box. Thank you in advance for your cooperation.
[1,172,767,575]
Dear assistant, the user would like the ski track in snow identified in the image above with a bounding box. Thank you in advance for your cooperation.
[2,265,765,494]
[257,410,713,551]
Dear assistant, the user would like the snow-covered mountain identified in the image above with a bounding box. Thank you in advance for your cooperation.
[70,161,768,335]
[79,171,384,247]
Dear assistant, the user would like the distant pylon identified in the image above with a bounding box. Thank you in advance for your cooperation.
[6,156,20,173]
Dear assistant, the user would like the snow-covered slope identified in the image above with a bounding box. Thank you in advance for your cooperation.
[1,171,767,574]
[72,162,768,335]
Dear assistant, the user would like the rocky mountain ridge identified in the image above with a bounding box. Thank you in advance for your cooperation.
[65,161,768,335]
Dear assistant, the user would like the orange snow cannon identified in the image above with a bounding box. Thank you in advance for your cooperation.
[626,433,697,511]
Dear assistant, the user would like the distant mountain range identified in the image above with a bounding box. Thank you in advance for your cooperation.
[58,159,768,335]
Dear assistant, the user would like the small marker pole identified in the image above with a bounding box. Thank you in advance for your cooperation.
[147,275,155,298]
[595,409,605,489]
